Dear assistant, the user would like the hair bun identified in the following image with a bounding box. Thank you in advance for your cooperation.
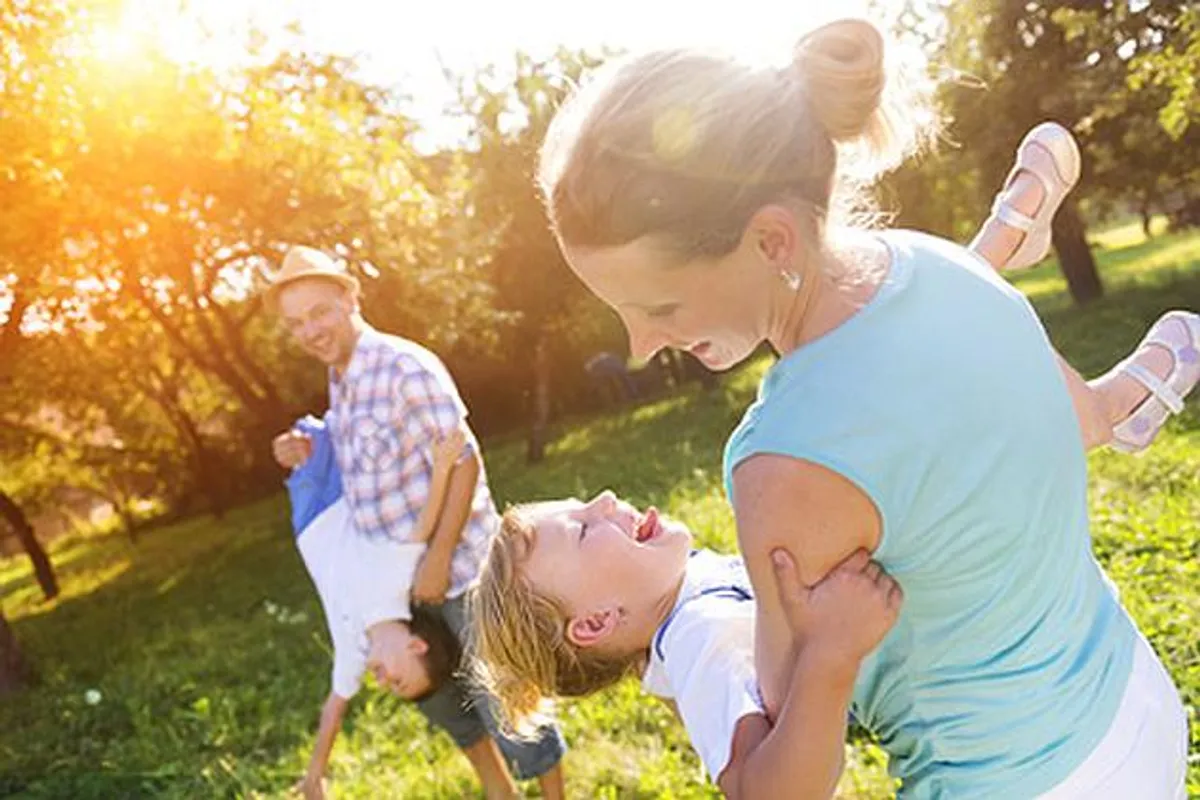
[793,18,886,142]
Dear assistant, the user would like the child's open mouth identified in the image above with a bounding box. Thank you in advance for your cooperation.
[634,507,661,543]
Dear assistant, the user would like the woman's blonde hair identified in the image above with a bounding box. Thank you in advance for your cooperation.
[540,18,934,266]
[468,506,644,735]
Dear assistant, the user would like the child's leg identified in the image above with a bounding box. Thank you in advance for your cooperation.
[460,737,520,800]
[970,168,1049,271]
[536,763,566,800]
[968,124,1197,452]
[970,122,1080,272]
[1056,357,1116,451]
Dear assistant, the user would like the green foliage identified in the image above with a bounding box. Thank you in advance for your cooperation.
[1,232,1197,797]
[7,2,1200,518]
[887,1,1200,239]
[1124,6,1200,140]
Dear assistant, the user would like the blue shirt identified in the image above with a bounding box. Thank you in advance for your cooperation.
[725,231,1136,798]
[286,415,344,536]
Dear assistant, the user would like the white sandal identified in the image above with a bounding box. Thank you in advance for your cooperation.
[991,122,1082,271]
[1110,310,1200,453]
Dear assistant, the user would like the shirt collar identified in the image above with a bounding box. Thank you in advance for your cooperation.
[329,323,381,387]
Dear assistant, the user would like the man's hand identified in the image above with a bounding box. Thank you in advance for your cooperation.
[771,548,903,667]
[273,430,313,470]
[410,551,452,605]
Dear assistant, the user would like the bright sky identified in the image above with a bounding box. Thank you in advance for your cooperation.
[97,0,899,148]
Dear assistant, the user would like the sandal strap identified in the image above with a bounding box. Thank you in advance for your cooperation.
[1121,362,1185,414]
[991,197,1036,232]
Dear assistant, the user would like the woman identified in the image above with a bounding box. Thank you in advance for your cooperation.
[535,17,1192,798]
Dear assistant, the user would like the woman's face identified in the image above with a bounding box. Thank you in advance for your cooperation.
[564,234,778,371]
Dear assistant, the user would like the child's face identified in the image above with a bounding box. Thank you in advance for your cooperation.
[521,490,692,640]
[365,621,432,700]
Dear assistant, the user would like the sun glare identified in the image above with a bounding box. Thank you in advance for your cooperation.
[78,0,247,71]
[70,0,901,150]
[88,14,146,63]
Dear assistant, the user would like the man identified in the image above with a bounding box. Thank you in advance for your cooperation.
[266,246,566,799]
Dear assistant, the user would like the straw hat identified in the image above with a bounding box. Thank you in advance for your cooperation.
[264,246,360,310]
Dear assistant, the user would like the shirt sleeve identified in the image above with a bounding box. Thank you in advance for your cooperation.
[658,598,766,782]
[389,354,470,458]
[331,628,367,700]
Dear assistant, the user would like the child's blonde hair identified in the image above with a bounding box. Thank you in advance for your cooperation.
[469,506,644,734]
[540,18,934,268]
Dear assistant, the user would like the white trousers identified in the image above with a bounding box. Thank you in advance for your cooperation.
[1037,634,1189,799]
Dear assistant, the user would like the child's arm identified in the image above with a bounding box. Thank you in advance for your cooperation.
[717,550,902,800]
[410,428,467,544]
[718,651,857,799]
[298,692,348,800]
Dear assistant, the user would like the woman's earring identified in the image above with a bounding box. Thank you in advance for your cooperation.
[780,268,802,291]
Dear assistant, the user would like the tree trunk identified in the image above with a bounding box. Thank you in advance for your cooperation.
[1051,198,1104,305]
[109,494,139,543]
[0,284,29,366]
[526,337,552,464]
[140,379,229,518]
[0,489,58,601]
[0,610,34,695]
[129,282,287,431]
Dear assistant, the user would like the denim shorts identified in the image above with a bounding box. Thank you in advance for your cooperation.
[414,593,566,780]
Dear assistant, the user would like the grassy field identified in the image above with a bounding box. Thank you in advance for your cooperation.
[2,225,1198,798]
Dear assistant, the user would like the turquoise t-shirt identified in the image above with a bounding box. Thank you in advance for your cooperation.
[724,230,1135,798]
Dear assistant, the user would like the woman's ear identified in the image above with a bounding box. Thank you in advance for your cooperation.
[565,608,621,648]
[745,204,800,268]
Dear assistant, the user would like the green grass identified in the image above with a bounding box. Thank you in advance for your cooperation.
[2,230,1199,798]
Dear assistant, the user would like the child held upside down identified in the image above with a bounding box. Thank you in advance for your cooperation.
[285,415,466,799]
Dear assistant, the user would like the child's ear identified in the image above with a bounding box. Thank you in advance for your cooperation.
[565,608,620,648]
[408,636,429,656]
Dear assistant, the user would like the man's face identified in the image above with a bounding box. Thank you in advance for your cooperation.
[365,621,433,700]
[276,279,359,369]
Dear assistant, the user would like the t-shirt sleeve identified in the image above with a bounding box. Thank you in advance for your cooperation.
[331,630,367,700]
[389,354,470,453]
[658,599,766,781]
[350,537,423,629]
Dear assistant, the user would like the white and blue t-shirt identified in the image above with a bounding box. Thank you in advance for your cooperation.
[641,550,764,781]
[285,415,422,699]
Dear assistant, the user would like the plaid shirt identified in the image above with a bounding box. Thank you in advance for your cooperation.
[328,326,496,598]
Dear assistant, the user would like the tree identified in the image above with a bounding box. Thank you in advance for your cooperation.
[446,50,621,460]
[0,3,91,668]
[928,1,1108,302]
[0,490,57,601]
[1,7,481,520]
[904,2,1200,301]
[0,611,35,696]
[1056,3,1200,230]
